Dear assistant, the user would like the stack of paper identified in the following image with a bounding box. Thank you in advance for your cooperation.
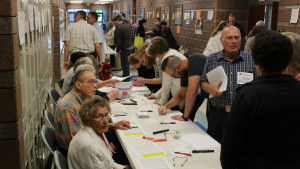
[206,66,227,98]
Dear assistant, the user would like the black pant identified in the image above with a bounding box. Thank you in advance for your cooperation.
[206,103,229,143]
[109,45,116,67]
[70,52,89,65]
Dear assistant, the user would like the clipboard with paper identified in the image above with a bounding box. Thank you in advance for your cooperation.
[206,66,228,98]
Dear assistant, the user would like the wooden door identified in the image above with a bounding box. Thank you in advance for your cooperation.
[248,5,265,31]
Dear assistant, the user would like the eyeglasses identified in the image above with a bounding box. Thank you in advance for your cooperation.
[82,79,98,86]
[91,113,112,121]
[224,36,241,40]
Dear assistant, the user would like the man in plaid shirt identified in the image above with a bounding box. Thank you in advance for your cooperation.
[200,26,258,143]
[54,66,131,156]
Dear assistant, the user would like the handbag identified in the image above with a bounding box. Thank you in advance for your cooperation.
[134,34,144,48]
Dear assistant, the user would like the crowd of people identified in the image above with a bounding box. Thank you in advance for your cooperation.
[57,10,300,169]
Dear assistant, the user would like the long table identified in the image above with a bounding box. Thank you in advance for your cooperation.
[107,87,222,169]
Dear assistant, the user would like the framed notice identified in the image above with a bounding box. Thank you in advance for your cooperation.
[156,7,161,19]
[140,8,145,19]
[174,5,182,25]
[164,5,170,24]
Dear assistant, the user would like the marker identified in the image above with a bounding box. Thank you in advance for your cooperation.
[130,99,137,103]
[174,152,192,156]
[160,122,176,124]
[142,136,154,140]
[122,103,137,105]
[140,110,153,112]
[153,129,169,135]
[192,150,214,153]
[131,126,138,128]
[152,138,167,142]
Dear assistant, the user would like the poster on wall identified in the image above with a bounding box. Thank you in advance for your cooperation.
[140,8,145,19]
[174,5,182,25]
[186,11,190,24]
[195,19,203,35]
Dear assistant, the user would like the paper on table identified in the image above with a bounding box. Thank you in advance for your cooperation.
[120,127,144,136]
[181,133,220,149]
[206,66,227,98]
[136,156,172,169]
[111,115,136,124]
[97,86,115,93]
[111,107,125,114]
[138,104,160,111]
[111,76,130,81]
[131,86,149,92]
[131,143,165,158]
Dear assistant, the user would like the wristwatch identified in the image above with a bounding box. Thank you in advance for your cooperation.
[182,115,189,121]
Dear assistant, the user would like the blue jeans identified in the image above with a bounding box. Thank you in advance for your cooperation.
[121,49,132,77]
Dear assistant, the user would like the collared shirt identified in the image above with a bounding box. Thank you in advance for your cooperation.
[54,90,83,150]
[200,50,258,108]
[63,20,101,54]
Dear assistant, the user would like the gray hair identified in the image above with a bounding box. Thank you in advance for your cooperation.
[73,57,94,73]
[161,55,182,71]
[221,26,240,38]
[74,64,96,75]
[79,95,111,126]
[255,20,265,26]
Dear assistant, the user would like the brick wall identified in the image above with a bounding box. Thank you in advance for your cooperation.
[0,0,24,168]
[278,0,300,33]
[112,0,250,54]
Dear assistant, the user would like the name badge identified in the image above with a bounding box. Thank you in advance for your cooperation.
[237,72,253,84]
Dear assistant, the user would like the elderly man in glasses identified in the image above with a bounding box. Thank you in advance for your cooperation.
[200,26,258,143]
[68,95,125,169]
[54,65,131,157]
[158,54,207,121]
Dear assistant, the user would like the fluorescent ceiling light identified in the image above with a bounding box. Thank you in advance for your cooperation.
[70,0,83,3]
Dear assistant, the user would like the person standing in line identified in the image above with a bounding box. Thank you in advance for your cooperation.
[63,11,102,72]
[203,21,227,57]
[221,30,300,169]
[200,26,258,143]
[228,13,246,40]
[113,15,133,77]
[136,19,147,41]
[161,21,179,50]
[105,21,117,70]
[87,12,105,63]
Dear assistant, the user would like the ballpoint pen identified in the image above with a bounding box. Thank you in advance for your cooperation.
[140,110,153,112]
[174,152,192,156]
[181,158,188,167]
[160,122,176,124]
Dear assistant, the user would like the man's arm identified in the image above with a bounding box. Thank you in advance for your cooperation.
[135,77,162,85]
[95,43,102,72]
[158,87,186,114]
[64,41,71,71]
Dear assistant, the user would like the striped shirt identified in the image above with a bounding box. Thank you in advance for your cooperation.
[63,20,101,54]
[54,90,83,150]
[200,50,258,108]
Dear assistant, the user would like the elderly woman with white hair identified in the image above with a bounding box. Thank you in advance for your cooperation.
[68,95,126,169]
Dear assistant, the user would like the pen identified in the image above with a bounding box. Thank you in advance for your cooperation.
[174,152,192,156]
[153,129,169,135]
[181,158,188,167]
[192,150,214,153]
[130,99,137,103]
[114,114,127,117]
[131,126,138,128]
[160,122,176,124]
[140,110,153,112]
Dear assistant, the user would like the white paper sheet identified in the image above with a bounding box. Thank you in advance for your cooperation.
[136,156,172,169]
[131,86,149,92]
[18,11,25,45]
[111,115,136,124]
[111,107,125,114]
[131,143,165,158]
[290,8,299,23]
[97,86,115,93]
[111,76,130,81]
[207,10,214,20]
[180,133,220,149]
[206,66,227,98]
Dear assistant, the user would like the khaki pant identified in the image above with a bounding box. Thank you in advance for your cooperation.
[115,53,121,70]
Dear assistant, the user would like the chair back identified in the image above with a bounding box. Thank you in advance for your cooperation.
[44,110,55,129]
[41,125,57,155]
[54,150,68,169]
[49,87,61,106]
